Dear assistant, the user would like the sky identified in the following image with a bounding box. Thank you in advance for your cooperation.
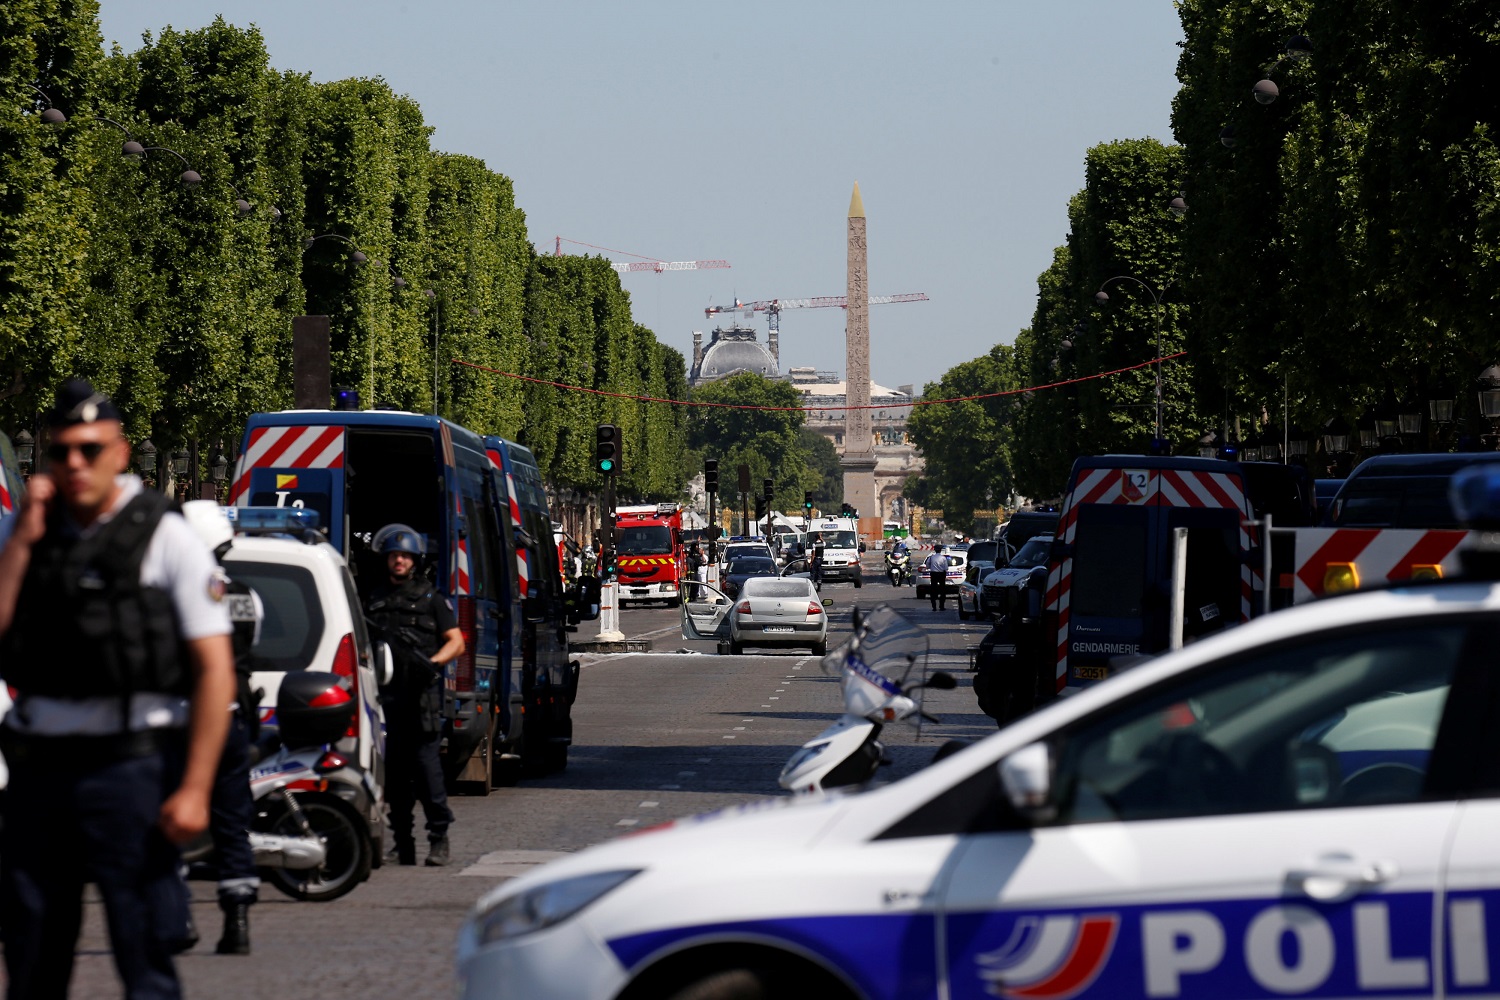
[98,1,1185,392]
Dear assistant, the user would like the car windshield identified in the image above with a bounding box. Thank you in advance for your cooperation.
[1009,537,1052,569]
[728,558,776,575]
[966,541,999,563]
[743,578,815,598]
[222,558,327,672]
[617,525,673,555]
[810,531,858,548]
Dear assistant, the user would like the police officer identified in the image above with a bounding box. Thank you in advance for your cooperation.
[365,524,465,867]
[182,500,263,956]
[0,380,236,999]
[810,533,826,588]
[923,544,951,611]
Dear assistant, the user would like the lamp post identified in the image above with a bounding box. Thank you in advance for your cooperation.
[425,288,441,415]
[1094,275,1175,444]
[14,429,34,476]
[1478,365,1500,449]
[26,84,66,124]
[305,234,409,408]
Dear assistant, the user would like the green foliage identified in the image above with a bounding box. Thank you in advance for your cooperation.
[798,426,843,508]
[688,374,822,509]
[0,11,688,502]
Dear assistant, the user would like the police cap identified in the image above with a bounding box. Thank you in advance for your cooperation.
[46,379,122,428]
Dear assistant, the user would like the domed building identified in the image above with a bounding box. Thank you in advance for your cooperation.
[689,324,780,385]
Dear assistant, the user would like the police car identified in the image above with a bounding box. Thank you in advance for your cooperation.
[457,480,1500,999]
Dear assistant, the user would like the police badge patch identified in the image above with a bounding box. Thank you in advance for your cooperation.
[208,569,230,602]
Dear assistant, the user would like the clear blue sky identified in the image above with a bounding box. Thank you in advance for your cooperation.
[99,1,1184,391]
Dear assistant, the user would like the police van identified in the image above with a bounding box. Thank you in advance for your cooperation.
[231,410,575,788]
[484,436,577,777]
[808,516,864,587]
[458,496,1500,999]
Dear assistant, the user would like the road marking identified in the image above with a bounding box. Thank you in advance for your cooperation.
[616,818,639,827]
[733,727,746,731]
[678,770,696,777]
[722,734,737,739]
[659,784,681,790]
[696,757,712,763]
[769,697,779,700]
[639,801,659,809]
[457,849,569,878]
[762,704,772,707]
[742,718,754,722]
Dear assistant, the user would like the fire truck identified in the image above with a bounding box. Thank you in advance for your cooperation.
[614,503,687,607]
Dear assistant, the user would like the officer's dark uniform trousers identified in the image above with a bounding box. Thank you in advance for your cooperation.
[209,580,260,905]
[370,579,453,847]
[0,491,192,1000]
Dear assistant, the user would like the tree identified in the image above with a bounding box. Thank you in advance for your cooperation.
[798,426,843,508]
[688,374,820,510]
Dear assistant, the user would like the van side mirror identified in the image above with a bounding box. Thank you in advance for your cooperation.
[374,641,395,687]
[999,742,1055,822]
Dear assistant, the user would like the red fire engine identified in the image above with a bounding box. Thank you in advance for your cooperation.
[614,503,686,607]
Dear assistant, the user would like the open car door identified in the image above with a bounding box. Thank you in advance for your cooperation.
[680,579,733,640]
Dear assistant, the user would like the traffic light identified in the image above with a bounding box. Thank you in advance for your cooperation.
[704,459,718,493]
[763,478,773,501]
[595,424,620,476]
[803,492,814,512]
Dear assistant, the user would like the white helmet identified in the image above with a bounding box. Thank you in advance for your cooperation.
[182,500,234,554]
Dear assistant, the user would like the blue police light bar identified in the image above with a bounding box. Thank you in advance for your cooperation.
[1450,466,1500,530]
[226,506,322,534]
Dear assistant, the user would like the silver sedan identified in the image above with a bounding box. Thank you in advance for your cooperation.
[729,576,828,656]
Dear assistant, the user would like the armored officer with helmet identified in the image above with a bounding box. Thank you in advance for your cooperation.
[0,380,236,1000]
[365,524,464,867]
[182,500,264,956]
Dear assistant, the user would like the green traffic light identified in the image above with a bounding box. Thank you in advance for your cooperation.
[600,459,614,472]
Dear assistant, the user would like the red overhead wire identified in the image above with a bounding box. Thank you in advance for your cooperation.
[553,236,663,263]
[450,352,1188,412]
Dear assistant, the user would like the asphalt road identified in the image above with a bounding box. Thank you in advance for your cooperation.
[68,557,999,998]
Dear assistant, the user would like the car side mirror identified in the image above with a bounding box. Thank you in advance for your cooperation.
[374,641,395,687]
[999,742,1055,822]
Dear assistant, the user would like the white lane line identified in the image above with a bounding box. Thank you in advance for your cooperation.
[639,801,659,809]
[769,697,780,700]
[616,818,639,827]
[457,849,569,878]
[742,718,754,722]
[761,704,772,707]
[722,734,737,739]
[733,727,746,731]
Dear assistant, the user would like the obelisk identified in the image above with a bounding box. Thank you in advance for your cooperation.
[840,182,878,523]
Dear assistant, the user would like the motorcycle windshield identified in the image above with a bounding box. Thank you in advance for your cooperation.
[826,606,929,715]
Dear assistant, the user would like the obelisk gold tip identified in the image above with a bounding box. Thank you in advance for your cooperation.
[848,182,865,219]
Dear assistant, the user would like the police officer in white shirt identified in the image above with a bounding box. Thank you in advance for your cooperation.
[0,380,235,1000]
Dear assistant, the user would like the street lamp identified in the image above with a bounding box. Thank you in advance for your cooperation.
[135,438,157,475]
[210,449,229,483]
[1429,397,1455,424]
[26,84,66,124]
[14,429,34,474]
[1094,274,1175,444]
[1168,195,1188,217]
[1252,78,1280,105]
[1218,126,1237,149]
[170,449,190,477]
[1322,418,1351,457]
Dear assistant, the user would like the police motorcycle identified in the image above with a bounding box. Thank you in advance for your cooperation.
[183,671,378,902]
[884,546,912,587]
[778,605,956,794]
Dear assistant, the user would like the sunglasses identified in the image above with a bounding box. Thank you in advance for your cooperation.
[45,442,110,464]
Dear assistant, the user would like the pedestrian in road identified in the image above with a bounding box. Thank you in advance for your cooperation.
[365,525,465,867]
[810,533,826,589]
[923,544,951,611]
[0,379,236,1000]
[182,500,265,956]
[687,542,705,585]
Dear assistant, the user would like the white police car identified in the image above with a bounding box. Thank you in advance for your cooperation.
[458,557,1500,999]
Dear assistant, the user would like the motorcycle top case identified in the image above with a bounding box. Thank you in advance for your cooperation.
[275,671,354,748]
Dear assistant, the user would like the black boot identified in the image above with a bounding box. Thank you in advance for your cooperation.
[425,835,450,867]
[395,837,418,866]
[215,899,251,956]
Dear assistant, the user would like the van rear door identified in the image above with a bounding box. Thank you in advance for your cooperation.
[1066,503,1152,684]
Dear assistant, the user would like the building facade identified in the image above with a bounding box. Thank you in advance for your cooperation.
[792,367,923,525]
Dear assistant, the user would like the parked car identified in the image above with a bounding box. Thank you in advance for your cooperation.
[219,506,391,864]
[996,508,1059,565]
[955,540,1002,619]
[1324,453,1500,528]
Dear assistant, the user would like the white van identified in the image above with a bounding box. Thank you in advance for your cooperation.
[807,517,864,587]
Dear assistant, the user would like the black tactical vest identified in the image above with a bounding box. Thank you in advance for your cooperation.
[367,578,441,659]
[223,573,261,734]
[1,490,188,699]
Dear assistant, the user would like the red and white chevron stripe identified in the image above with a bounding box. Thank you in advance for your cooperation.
[1291,527,1469,603]
[229,425,346,504]
[0,478,12,516]
[487,449,530,599]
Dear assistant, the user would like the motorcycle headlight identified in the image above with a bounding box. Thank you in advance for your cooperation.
[471,869,641,945]
[781,741,830,776]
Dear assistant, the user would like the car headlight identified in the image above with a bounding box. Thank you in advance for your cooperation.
[472,870,641,945]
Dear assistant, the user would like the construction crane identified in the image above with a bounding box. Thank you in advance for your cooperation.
[553,236,730,274]
[703,293,929,334]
